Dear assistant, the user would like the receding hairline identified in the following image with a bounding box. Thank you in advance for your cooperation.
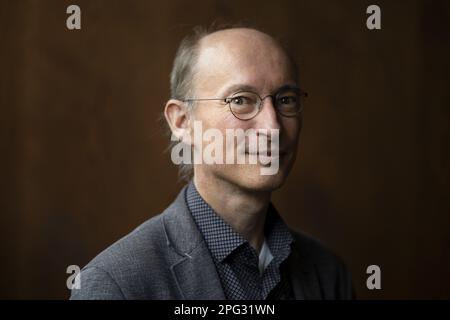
[198,27,291,64]
[199,27,278,45]
[191,27,299,91]
[170,25,298,99]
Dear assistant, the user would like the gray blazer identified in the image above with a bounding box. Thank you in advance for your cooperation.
[70,185,354,300]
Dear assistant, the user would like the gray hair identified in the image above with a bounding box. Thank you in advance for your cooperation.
[170,27,205,102]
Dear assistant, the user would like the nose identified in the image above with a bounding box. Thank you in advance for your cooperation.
[255,96,281,131]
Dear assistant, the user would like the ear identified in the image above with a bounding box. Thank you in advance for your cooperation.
[164,99,192,143]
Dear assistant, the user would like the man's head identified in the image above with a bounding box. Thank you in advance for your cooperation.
[164,25,304,192]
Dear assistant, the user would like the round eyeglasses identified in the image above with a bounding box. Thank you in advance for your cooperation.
[183,89,307,121]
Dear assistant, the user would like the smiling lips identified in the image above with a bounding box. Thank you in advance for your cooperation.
[245,150,287,158]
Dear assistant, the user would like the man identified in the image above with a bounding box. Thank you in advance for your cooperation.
[71,25,354,300]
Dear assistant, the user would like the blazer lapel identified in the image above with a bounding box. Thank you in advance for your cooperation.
[162,185,226,300]
[288,241,323,300]
[170,244,226,299]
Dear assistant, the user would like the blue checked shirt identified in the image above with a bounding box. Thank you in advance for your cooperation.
[186,181,296,300]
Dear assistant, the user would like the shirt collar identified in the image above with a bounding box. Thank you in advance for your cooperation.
[185,180,295,263]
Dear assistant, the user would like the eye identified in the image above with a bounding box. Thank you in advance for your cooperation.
[278,96,297,105]
[231,96,245,105]
[229,95,255,105]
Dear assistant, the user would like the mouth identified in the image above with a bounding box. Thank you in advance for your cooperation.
[245,150,288,158]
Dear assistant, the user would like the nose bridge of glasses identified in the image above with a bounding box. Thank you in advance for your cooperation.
[257,94,281,122]
[259,94,275,107]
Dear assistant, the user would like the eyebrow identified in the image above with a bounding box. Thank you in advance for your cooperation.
[220,84,258,97]
[220,83,300,97]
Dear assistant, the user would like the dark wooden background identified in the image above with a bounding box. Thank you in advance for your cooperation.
[1,0,449,299]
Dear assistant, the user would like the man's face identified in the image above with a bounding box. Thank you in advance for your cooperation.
[189,29,302,192]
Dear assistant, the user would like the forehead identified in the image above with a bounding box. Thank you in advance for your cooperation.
[193,29,296,95]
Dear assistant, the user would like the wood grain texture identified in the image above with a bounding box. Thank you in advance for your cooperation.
[0,0,448,299]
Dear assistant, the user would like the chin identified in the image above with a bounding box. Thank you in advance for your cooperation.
[221,164,290,193]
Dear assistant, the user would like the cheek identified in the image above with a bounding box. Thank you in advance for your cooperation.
[194,104,241,129]
[281,118,301,142]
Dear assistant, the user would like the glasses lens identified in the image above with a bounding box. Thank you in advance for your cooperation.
[275,91,304,116]
[228,92,260,120]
